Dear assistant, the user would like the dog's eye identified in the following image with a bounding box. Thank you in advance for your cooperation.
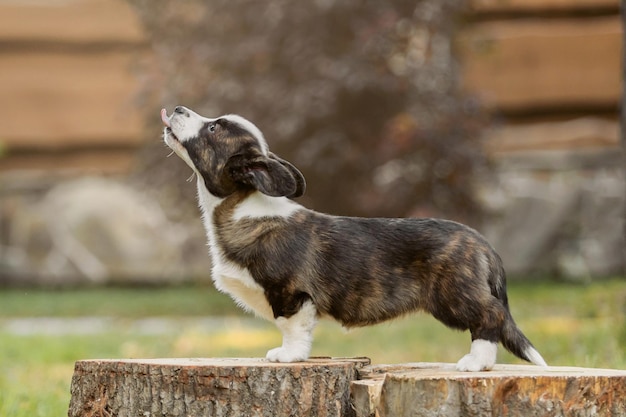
[209,123,216,133]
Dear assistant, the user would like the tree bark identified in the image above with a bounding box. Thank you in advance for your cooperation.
[352,362,626,417]
[68,357,370,417]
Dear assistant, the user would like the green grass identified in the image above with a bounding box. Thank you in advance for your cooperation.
[0,285,240,317]
[0,279,625,417]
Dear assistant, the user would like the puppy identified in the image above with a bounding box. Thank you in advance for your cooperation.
[161,106,547,371]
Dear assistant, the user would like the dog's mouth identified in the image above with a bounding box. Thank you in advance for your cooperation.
[161,108,184,148]
[161,108,187,160]
[161,108,171,126]
[161,108,175,136]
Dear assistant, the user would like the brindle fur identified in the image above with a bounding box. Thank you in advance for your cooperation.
[214,190,532,360]
[162,107,545,368]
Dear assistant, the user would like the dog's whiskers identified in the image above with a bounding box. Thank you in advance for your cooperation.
[186,172,196,182]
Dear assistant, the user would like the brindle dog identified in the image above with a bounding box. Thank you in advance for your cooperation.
[161,106,547,371]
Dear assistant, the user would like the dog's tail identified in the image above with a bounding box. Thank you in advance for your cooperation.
[501,311,548,367]
[490,260,548,368]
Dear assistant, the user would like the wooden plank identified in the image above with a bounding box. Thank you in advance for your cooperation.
[0,149,138,175]
[0,51,145,149]
[483,117,620,154]
[489,148,623,170]
[459,17,622,111]
[0,0,145,44]
[483,117,623,168]
[470,0,618,14]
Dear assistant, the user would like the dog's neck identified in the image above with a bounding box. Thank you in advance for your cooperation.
[195,176,303,245]
[197,177,222,212]
[196,177,224,239]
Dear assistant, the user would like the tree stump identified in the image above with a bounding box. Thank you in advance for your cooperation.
[68,357,370,417]
[351,362,626,417]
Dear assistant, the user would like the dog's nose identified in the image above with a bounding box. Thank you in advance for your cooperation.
[174,106,188,115]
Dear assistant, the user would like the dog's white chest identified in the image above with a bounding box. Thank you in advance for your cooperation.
[207,231,274,321]
[232,192,300,220]
[197,187,299,322]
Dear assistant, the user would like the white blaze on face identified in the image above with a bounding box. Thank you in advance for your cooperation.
[161,108,268,154]
[164,107,216,143]
[220,114,270,156]
[161,107,205,171]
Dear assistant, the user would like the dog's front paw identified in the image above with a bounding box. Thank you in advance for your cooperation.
[266,346,308,363]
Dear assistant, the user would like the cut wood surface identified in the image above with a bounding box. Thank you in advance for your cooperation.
[68,357,370,417]
[352,362,626,417]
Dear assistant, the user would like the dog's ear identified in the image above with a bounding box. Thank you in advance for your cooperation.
[267,152,306,198]
[226,150,306,198]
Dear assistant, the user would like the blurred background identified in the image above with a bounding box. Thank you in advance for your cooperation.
[0,0,624,285]
[0,1,624,415]
[0,0,623,286]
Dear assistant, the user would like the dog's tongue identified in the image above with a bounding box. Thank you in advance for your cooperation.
[161,108,171,127]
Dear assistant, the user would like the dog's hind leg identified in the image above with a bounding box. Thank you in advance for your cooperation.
[266,300,318,362]
[456,339,498,371]
[455,299,506,371]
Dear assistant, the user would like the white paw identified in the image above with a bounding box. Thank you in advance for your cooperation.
[456,339,497,371]
[456,353,493,372]
[266,346,308,363]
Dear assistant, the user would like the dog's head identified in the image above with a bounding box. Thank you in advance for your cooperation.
[162,106,305,199]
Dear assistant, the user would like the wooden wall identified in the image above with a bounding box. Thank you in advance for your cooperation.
[0,0,148,175]
[460,0,624,278]
[461,0,621,156]
[0,0,621,173]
